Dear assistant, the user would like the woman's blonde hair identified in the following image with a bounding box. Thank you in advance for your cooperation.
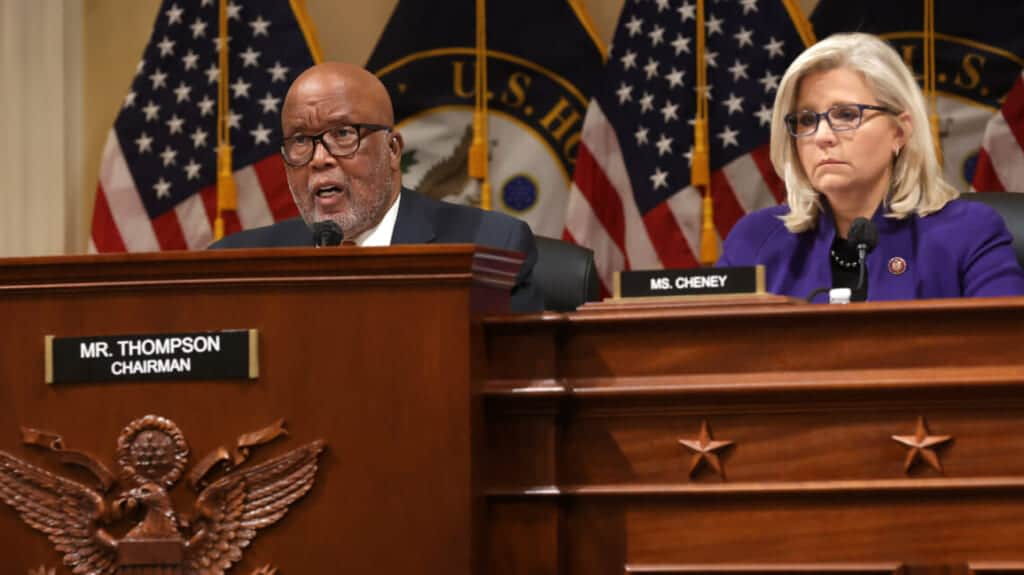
[770,32,958,232]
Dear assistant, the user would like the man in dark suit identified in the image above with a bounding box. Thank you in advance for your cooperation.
[210,62,542,313]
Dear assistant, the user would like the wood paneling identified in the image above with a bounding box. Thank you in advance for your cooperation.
[483,297,1024,574]
[625,563,906,574]
[7,256,1023,574]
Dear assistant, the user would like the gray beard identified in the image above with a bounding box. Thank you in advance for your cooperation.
[294,159,396,240]
[315,190,390,239]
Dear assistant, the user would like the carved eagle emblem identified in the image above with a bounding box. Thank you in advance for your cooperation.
[0,415,325,574]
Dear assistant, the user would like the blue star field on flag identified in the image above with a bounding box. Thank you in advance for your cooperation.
[114,0,313,220]
[599,0,804,214]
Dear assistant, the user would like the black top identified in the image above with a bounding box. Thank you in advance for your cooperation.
[830,235,868,302]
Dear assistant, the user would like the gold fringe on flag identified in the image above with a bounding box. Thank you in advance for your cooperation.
[214,0,236,241]
[468,0,491,210]
[923,0,943,166]
[693,0,717,266]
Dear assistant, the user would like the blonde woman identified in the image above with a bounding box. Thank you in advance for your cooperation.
[717,33,1024,301]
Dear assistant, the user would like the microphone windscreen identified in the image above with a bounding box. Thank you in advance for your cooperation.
[312,220,344,247]
[847,217,879,252]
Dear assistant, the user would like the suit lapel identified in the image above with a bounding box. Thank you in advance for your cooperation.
[391,188,437,245]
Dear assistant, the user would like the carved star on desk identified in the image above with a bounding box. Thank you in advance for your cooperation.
[892,416,953,473]
[678,420,734,479]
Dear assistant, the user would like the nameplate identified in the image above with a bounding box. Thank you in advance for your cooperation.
[614,266,764,299]
[44,330,259,384]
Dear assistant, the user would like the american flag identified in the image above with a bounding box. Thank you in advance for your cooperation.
[90,0,316,252]
[973,70,1024,193]
[564,0,809,293]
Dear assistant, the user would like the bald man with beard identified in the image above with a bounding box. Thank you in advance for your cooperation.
[211,62,543,313]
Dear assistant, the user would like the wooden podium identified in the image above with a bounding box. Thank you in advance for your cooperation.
[7,247,1024,575]
[0,245,521,575]
[481,296,1024,575]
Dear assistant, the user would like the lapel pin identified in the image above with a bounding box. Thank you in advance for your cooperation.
[888,256,907,276]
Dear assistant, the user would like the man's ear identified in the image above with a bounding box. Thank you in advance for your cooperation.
[387,131,404,159]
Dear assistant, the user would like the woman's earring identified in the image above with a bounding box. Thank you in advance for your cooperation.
[893,146,902,159]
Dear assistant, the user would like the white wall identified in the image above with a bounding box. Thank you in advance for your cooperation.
[0,0,82,256]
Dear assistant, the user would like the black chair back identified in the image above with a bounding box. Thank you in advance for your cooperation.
[958,192,1024,267]
[533,235,601,311]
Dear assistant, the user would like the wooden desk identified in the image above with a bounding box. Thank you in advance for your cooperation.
[5,250,1024,575]
[0,245,519,575]
[482,297,1024,575]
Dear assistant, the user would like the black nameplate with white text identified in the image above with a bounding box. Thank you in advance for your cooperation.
[45,330,259,384]
[615,266,764,299]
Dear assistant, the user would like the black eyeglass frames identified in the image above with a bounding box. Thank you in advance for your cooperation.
[280,123,392,166]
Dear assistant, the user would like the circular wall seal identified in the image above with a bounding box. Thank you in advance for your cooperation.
[502,174,539,213]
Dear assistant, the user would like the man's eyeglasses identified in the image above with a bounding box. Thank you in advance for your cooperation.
[280,123,391,166]
[784,103,896,137]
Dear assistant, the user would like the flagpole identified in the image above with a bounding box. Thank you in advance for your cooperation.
[924,0,943,166]
[693,0,716,266]
[214,0,237,241]
[469,0,491,210]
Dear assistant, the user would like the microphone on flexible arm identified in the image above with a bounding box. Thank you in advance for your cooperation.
[847,216,879,294]
[805,216,879,303]
[312,220,344,247]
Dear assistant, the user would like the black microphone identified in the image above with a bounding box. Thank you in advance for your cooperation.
[805,217,880,303]
[312,220,344,247]
[847,217,879,293]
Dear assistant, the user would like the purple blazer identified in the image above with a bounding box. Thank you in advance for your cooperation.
[717,199,1024,302]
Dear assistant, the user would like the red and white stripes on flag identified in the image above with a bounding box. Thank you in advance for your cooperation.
[91,133,295,252]
[562,0,804,295]
[565,102,783,294]
[973,70,1024,193]
[89,0,316,253]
